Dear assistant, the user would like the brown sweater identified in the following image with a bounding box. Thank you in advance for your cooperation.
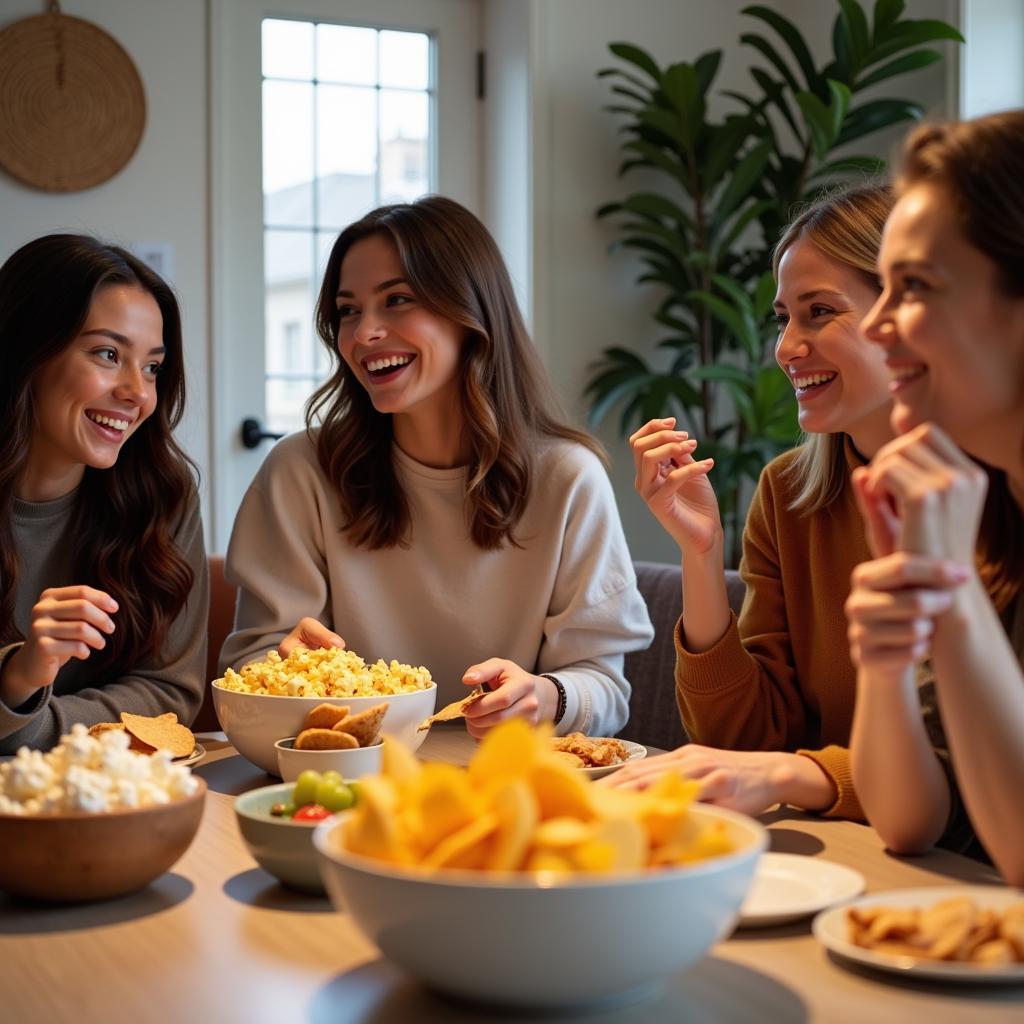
[674,438,869,820]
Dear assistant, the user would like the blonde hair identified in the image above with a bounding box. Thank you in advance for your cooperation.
[771,184,894,515]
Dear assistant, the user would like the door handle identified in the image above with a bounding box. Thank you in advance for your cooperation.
[240,418,285,449]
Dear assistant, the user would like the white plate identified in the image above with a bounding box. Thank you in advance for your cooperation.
[174,743,206,768]
[738,853,865,927]
[813,886,1024,984]
[577,740,647,780]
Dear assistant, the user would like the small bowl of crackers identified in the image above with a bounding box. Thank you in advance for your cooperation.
[274,702,387,782]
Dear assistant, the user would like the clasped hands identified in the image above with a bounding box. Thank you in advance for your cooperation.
[845,423,987,677]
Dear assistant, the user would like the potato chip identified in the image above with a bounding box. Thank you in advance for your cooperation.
[120,712,194,758]
[295,728,359,751]
[338,720,735,877]
[303,703,350,730]
[416,688,485,732]
[333,703,388,747]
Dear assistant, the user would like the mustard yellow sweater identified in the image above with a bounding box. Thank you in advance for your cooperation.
[674,439,868,820]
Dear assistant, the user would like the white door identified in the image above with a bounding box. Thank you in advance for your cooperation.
[210,0,481,550]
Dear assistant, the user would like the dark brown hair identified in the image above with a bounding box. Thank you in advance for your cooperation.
[309,195,604,549]
[0,234,196,667]
[895,111,1024,609]
[771,183,894,515]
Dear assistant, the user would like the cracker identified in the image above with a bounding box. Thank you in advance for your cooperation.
[295,728,359,751]
[303,703,351,730]
[332,703,388,746]
[416,689,485,732]
[120,711,195,758]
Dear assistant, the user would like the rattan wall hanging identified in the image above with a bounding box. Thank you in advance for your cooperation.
[0,1,146,192]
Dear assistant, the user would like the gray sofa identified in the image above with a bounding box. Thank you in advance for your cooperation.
[618,561,746,751]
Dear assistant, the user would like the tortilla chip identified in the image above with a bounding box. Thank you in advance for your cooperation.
[333,703,388,747]
[416,688,485,732]
[88,722,125,738]
[303,703,351,730]
[120,711,195,758]
[295,728,359,750]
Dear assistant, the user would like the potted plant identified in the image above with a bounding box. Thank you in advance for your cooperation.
[586,0,962,562]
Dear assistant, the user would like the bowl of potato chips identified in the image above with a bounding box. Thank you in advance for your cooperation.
[313,721,766,1009]
[212,647,436,775]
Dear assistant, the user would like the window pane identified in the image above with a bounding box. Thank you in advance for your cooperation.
[379,89,429,203]
[262,19,313,80]
[265,230,315,383]
[317,84,377,228]
[263,80,314,227]
[317,24,376,85]
[379,30,429,90]
[267,377,317,435]
[316,230,341,376]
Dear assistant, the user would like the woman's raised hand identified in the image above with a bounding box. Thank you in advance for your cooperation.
[2,585,118,697]
[629,417,720,554]
[278,617,346,657]
[459,658,556,739]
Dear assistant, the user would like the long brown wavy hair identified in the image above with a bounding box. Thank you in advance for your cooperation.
[771,183,894,515]
[894,111,1024,610]
[0,235,196,667]
[309,195,604,549]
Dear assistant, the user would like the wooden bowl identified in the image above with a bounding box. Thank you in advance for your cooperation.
[0,778,206,902]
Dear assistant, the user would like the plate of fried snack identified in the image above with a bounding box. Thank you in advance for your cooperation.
[813,887,1024,983]
[549,733,646,779]
[88,712,204,766]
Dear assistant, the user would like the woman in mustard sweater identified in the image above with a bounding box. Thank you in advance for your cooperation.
[612,185,894,818]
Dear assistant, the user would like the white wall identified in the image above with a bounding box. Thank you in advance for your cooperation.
[0,0,211,515]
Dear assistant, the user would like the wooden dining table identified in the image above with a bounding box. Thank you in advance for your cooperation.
[0,728,1020,1023]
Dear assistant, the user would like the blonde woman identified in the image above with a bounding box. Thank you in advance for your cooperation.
[612,186,894,818]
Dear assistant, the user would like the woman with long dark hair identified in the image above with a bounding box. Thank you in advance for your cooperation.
[846,111,1024,882]
[222,196,652,737]
[0,235,208,752]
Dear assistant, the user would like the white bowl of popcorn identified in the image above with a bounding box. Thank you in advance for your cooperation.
[0,726,206,902]
[213,647,437,775]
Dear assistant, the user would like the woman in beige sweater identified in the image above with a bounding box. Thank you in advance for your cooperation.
[611,186,894,818]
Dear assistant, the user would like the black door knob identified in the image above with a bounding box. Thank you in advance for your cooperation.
[240,418,285,449]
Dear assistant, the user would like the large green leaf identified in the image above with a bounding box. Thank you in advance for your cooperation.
[795,90,834,158]
[709,139,772,234]
[873,0,907,40]
[748,69,801,141]
[687,290,757,356]
[694,50,723,94]
[608,42,662,83]
[618,193,695,229]
[702,116,759,191]
[742,5,821,94]
[662,62,703,146]
[808,154,887,182]
[740,32,802,94]
[836,98,923,145]
[854,48,942,91]
[837,0,870,70]
[713,199,775,263]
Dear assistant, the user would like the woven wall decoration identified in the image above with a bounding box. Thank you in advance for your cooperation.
[0,2,146,192]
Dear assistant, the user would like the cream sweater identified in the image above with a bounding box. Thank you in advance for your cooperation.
[221,431,653,736]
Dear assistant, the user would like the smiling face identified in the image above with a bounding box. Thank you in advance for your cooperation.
[25,284,164,499]
[861,182,1024,451]
[335,233,464,427]
[773,237,893,455]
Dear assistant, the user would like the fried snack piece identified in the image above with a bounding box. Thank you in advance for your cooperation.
[550,750,586,769]
[88,722,126,738]
[551,732,628,768]
[333,703,388,746]
[417,688,486,732]
[294,728,359,750]
[1001,904,1024,958]
[121,712,195,758]
[303,703,351,730]
[847,900,1024,965]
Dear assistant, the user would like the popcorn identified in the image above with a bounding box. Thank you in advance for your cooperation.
[0,724,199,816]
[215,647,433,699]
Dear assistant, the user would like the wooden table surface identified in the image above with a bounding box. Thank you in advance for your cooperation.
[0,729,1020,1023]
